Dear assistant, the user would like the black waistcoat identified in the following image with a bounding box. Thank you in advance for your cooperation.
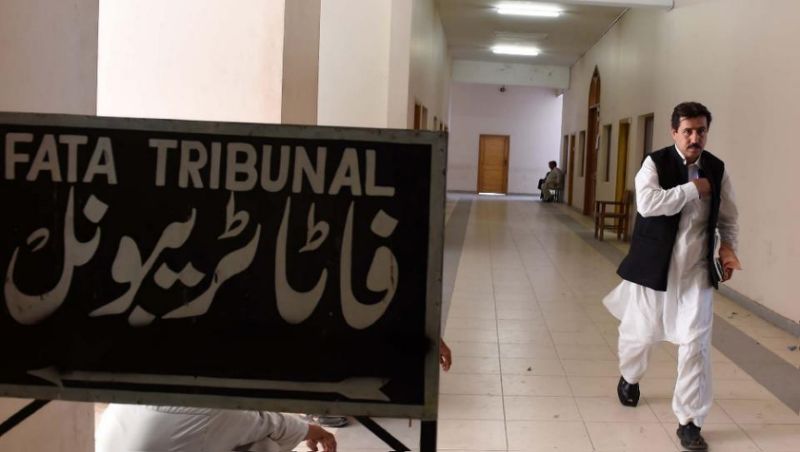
[617,146,724,291]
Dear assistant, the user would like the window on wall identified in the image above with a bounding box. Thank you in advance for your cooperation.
[603,124,612,182]
[578,131,586,177]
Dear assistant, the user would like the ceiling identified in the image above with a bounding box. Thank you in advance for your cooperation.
[436,0,629,67]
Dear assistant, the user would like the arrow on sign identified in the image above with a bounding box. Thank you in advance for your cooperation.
[27,368,390,401]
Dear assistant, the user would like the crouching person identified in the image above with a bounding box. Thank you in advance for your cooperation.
[96,404,336,452]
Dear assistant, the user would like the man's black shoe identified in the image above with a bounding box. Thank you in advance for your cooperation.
[677,423,708,451]
[617,376,639,407]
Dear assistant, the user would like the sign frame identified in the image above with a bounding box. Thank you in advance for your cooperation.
[0,112,446,420]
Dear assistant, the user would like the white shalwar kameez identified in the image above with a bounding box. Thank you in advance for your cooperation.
[96,404,309,452]
[603,146,738,427]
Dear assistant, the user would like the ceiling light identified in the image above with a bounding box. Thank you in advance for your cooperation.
[496,2,562,17]
[492,45,541,56]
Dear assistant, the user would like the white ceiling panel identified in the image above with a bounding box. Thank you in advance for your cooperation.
[437,0,628,67]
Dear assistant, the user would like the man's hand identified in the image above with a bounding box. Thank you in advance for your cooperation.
[305,424,337,452]
[692,178,712,198]
[719,244,742,282]
[439,339,452,372]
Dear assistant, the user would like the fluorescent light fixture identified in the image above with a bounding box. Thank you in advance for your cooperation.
[492,45,541,56]
[479,192,506,196]
[496,2,562,17]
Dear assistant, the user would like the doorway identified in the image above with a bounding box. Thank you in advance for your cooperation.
[583,68,601,215]
[477,134,510,194]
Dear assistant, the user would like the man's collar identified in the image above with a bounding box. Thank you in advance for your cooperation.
[674,144,703,166]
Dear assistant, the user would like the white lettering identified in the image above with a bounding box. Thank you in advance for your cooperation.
[179,140,207,188]
[59,135,88,183]
[329,147,362,195]
[225,142,257,191]
[292,146,326,194]
[149,139,177,187]
[26,134,62,182]
[83,137,117,184]
[260,145,289,192]
[4,133,33,180]
[365,149,394,197]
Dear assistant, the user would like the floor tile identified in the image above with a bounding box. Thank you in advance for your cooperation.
[499,342,560,360]
[446,356,501,375]
[438,395,505,420]
[716,399,800,424]
[440,373,502,396]
[500,358,565,376]
[506,421,594,451]
[436,420,507,450]
[447,340,500,358]
[504,396,582,421]
[502,375,572,397]
[738,424,800,452]
[584,422,679,451]
[576,397,660,423]
[561,360,620,377]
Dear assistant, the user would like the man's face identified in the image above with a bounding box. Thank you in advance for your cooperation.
[671,116,708,163]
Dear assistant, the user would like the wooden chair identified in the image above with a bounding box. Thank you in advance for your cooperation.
[594,190,633,241]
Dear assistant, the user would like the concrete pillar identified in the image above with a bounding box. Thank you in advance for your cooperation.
[281,0,321,125]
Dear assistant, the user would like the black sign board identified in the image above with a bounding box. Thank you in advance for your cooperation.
[0,113,445,419]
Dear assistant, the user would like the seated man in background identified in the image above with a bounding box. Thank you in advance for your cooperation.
[540,160,564,202]
[96,405,336,452]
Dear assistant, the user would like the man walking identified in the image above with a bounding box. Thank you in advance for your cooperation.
[603,102,741,451]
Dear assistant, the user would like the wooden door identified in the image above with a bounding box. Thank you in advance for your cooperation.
[615,122,630,202]
[477,135,509,194]
[567,134,576,205]
[583,106,599,215]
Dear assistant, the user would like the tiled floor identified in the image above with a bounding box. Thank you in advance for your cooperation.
[95,194,800,451]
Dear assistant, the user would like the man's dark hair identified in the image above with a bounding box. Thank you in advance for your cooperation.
[548,160,557,167]
[671,102,712,130]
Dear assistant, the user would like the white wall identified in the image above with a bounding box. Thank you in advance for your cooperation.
[0,0,98,114]
[0,1,97,449]
[408,0,451,130]
[317,0,393,127]
[561,0,800,323]
[449,82,564,193]
[97,0,286,123]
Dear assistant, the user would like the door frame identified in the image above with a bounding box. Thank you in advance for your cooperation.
[567,134,576,205]
[583,68,601,215]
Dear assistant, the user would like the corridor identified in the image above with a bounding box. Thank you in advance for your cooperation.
[316,195,800,451]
